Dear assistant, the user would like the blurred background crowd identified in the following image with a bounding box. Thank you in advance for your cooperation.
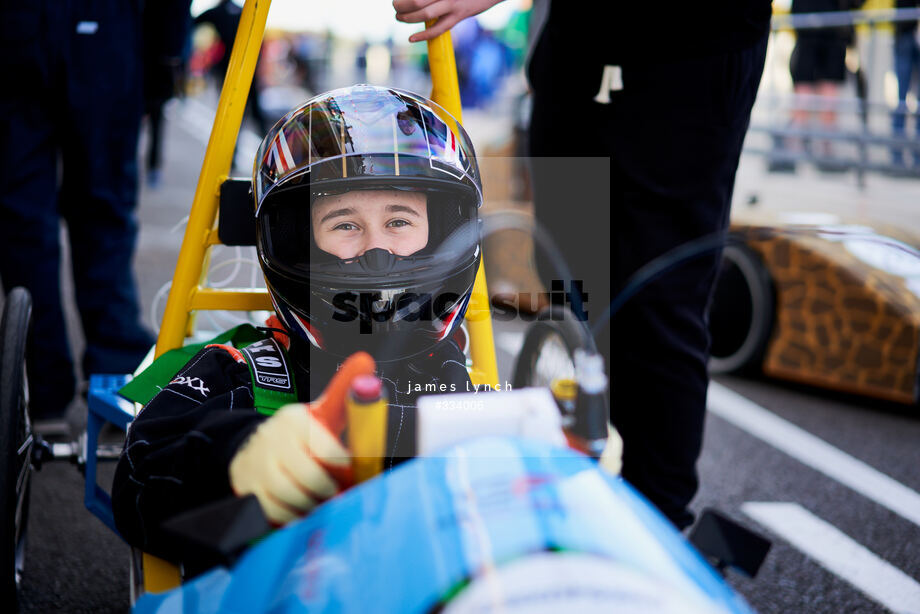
[158,0,920,183]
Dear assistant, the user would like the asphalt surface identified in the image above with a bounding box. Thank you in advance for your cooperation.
[13,97,920,613]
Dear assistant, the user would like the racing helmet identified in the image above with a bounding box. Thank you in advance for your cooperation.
[253,85,482,361]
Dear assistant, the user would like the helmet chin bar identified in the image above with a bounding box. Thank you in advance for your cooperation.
[265,258,478,363]
[347,248,401,274]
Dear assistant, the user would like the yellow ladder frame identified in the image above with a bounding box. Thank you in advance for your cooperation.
[143,0,498,593]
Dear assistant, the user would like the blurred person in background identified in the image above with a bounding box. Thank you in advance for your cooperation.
[195,0,242,82]
[892,0,920,170]
[195,0,269,137]
[780,0,861,172]
[452,18,513,108]
[289,33,327,95]
[144,1,193,189]
[0,1,189,435]
[396,0,771,530]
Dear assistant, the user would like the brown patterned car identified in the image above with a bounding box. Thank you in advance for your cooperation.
[709,212,920,405]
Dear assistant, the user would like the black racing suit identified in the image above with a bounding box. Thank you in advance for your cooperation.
[111,338,471,562]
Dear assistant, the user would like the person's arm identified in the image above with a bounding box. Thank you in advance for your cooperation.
[111,346,266,560]
[229,352,375,525]
[393,0,507,42]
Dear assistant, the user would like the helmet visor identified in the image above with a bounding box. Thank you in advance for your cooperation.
[253,85,481,215]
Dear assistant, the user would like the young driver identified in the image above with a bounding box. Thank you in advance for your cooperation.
[112,85,484,560]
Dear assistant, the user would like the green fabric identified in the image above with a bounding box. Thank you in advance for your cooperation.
[119,324,268,406]
[252,392,296,416]
[240,338,300,416]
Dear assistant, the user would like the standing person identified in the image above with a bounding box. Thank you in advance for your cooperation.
[892,0,920,169]
[0,0,180,433]
[787,0,860,170]
[395,0,771,529]
[143,0,194,189]
[195,0,269,136]
[195,0,243,84]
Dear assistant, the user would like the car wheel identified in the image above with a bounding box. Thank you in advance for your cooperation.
[708,245,775,374]
[512,306,595,389]
[0,287,35,609]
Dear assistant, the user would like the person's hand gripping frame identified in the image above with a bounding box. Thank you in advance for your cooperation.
[393,0,506,42]
[229,352,376,525]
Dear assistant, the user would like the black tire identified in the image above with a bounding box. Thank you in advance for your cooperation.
[708,244,775,374]
[0,287,34,610]
[512,306,595,389]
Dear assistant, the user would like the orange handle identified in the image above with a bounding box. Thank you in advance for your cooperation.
[308,352,376,437]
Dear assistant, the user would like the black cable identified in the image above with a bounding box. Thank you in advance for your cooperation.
[590,232,743,338]
[381,206,920,363]
[481,212,597,353]
[484,212,920,348]
[590,223,920,339]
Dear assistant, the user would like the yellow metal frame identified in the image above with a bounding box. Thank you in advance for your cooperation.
[143,0,498,594]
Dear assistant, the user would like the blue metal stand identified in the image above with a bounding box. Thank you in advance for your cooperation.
[85,373,135,536]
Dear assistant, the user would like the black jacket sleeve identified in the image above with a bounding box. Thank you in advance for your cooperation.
[112,339,472,558]
[111,345,266,560]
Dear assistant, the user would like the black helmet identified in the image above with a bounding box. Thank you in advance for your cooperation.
[253,85,482,361]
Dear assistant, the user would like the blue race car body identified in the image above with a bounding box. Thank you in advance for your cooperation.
[133,437,753,614]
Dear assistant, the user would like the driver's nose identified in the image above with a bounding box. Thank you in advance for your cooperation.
[356,230,394,258]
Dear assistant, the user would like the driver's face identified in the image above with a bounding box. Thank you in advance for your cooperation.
[311,190,428,260]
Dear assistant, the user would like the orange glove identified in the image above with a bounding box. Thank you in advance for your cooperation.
[229,352,375,525]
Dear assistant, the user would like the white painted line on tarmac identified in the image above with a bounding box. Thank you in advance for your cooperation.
[169,98,214,145]
[708,382,920,528]
[742,502,920,614]
[170,98,263,161]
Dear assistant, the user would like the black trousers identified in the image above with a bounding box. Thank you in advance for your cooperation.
[0,0,154,416]
[529,34,768,528]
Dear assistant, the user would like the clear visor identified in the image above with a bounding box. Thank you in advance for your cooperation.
[253,85,481,214]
